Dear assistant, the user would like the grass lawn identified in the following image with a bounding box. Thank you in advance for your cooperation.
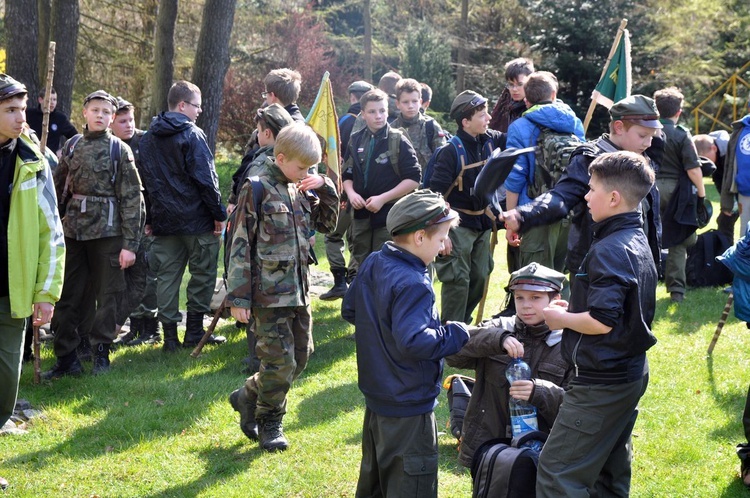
[2,166,750,496]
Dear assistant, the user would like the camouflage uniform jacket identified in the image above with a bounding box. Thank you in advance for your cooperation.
[54,128,145,252]
[391,114,447,169]
[226,157,339,308]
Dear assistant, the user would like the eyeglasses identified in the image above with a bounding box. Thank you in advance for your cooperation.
[184,101,201,110]
[505,82,524,90]
[261,91,269,99]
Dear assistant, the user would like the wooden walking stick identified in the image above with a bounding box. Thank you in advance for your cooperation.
[190,301,226,358]
[708,291,734,355]
[34,41,56,384]
[474,221,498,325]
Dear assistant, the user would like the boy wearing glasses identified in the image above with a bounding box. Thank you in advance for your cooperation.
[262,68,304,123]
[138,80,227,352]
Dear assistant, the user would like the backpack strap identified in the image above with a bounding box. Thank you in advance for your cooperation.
[444,135,487,201]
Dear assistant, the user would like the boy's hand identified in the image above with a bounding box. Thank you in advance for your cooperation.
[214,220,226,237]
[543,302,568,330]
[144,224,152,236]
[349,192,366,210]
[502,335,524,358]
[231,306,251,323]
[500,209,522,232]
[549,299,569,310]
[32,302,54,326]
[509,379,533,401]
[298,174,324,191]
[226,203,236,216]
[439,236,453,256]
[505,230,521,247]
[119,249,136,269]
[365,195,385,213]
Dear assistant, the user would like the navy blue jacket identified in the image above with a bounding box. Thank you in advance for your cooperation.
[139,112,226,235]
[342,242,470,417]
[565,212,657,384]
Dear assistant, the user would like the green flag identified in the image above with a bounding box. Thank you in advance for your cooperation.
[591,28,631,109]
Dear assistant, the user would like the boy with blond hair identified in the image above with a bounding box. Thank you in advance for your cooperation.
[537,151,657,497]
[227,123,339,452]
[343,190,469,497]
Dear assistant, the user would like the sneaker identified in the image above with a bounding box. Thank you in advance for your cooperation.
[258,420,289,451]
[0,476,7,491]
[229,388,258,441]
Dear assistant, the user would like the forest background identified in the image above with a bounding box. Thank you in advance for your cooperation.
[1,0,750,158]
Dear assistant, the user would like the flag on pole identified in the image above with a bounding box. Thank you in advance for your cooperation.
[306,71,341,189]
[590,27,632,109]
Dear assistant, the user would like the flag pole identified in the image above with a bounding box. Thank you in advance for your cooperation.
[583,19,628,134]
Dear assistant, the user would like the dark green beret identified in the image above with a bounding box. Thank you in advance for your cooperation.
[609,95,662,129]
[386,190,458,236]
[257,104,294,134]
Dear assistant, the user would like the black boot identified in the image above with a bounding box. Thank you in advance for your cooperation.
[320,269,348,301]
[258,419,289,451]
[183,311,226,347]
[42,351,83,380]
[127,317,162,346]
[229,387,259,441]
[77,335,93,362]
[162,322,181,353]
[113,317,143,348]
[92,343,111,375]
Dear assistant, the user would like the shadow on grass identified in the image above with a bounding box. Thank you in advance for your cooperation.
[654,288,733,335]
[141,442,262,498]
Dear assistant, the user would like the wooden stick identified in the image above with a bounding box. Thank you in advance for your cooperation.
[708,291,733,355]
[583,19,628,134]
[190,302,225,358]
[474,221,498,325]
[33,325,41,384]
[39,42,56,151]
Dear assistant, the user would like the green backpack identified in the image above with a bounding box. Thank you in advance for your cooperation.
[528,127,582,199]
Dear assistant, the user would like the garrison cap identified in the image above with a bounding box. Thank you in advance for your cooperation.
[348,80,374,94]
[83,90,118,108]
[0,74,27,102]
[450,90,487,120]
[257,104,294,134]
[609,95,663,129]
[386,189,458,236]
[509,263,565,293]
[115,97,134,112]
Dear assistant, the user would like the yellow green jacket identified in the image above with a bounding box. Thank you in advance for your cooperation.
[8,133,65,318]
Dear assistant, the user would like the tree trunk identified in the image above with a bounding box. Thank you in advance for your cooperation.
[363,0,372,82]
[5,0,40,99]
[192,0,237,153]
[38,0,52,86]
[455,0,468,94]
[149,0,178,120]
[50,0,79,117]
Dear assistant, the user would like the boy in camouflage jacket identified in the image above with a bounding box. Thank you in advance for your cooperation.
[227,123,339,452]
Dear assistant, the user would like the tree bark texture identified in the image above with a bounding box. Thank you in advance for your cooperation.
[37,0,52,85]
[50,0,79,117]
[149,0,177,120]
[455,0,468,94]
[192,0,237,154]
[363,0,372,82]
[5,0,40,99]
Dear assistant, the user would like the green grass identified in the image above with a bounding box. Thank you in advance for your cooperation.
[4,174,750,496]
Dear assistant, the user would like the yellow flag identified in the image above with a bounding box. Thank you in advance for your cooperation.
[306,72,341,190]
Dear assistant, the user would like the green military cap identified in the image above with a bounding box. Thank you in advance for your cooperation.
[449,90,487,120]
[0,74,27,102]
[115,96,134,112]
[257,104,294,135]
[83,90,118,108]
[348,80,374,94]
[609,95,663,129]
[509,262,565,293]
[386,189,458,236]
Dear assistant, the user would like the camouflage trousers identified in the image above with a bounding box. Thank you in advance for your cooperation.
[243,305,313,422]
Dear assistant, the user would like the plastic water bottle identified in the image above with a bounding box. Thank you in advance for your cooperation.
[505,358,543,452]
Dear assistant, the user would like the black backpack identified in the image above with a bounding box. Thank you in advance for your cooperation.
[471,431,548,498]
[443,374,475,439]
[686,229,734,288]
